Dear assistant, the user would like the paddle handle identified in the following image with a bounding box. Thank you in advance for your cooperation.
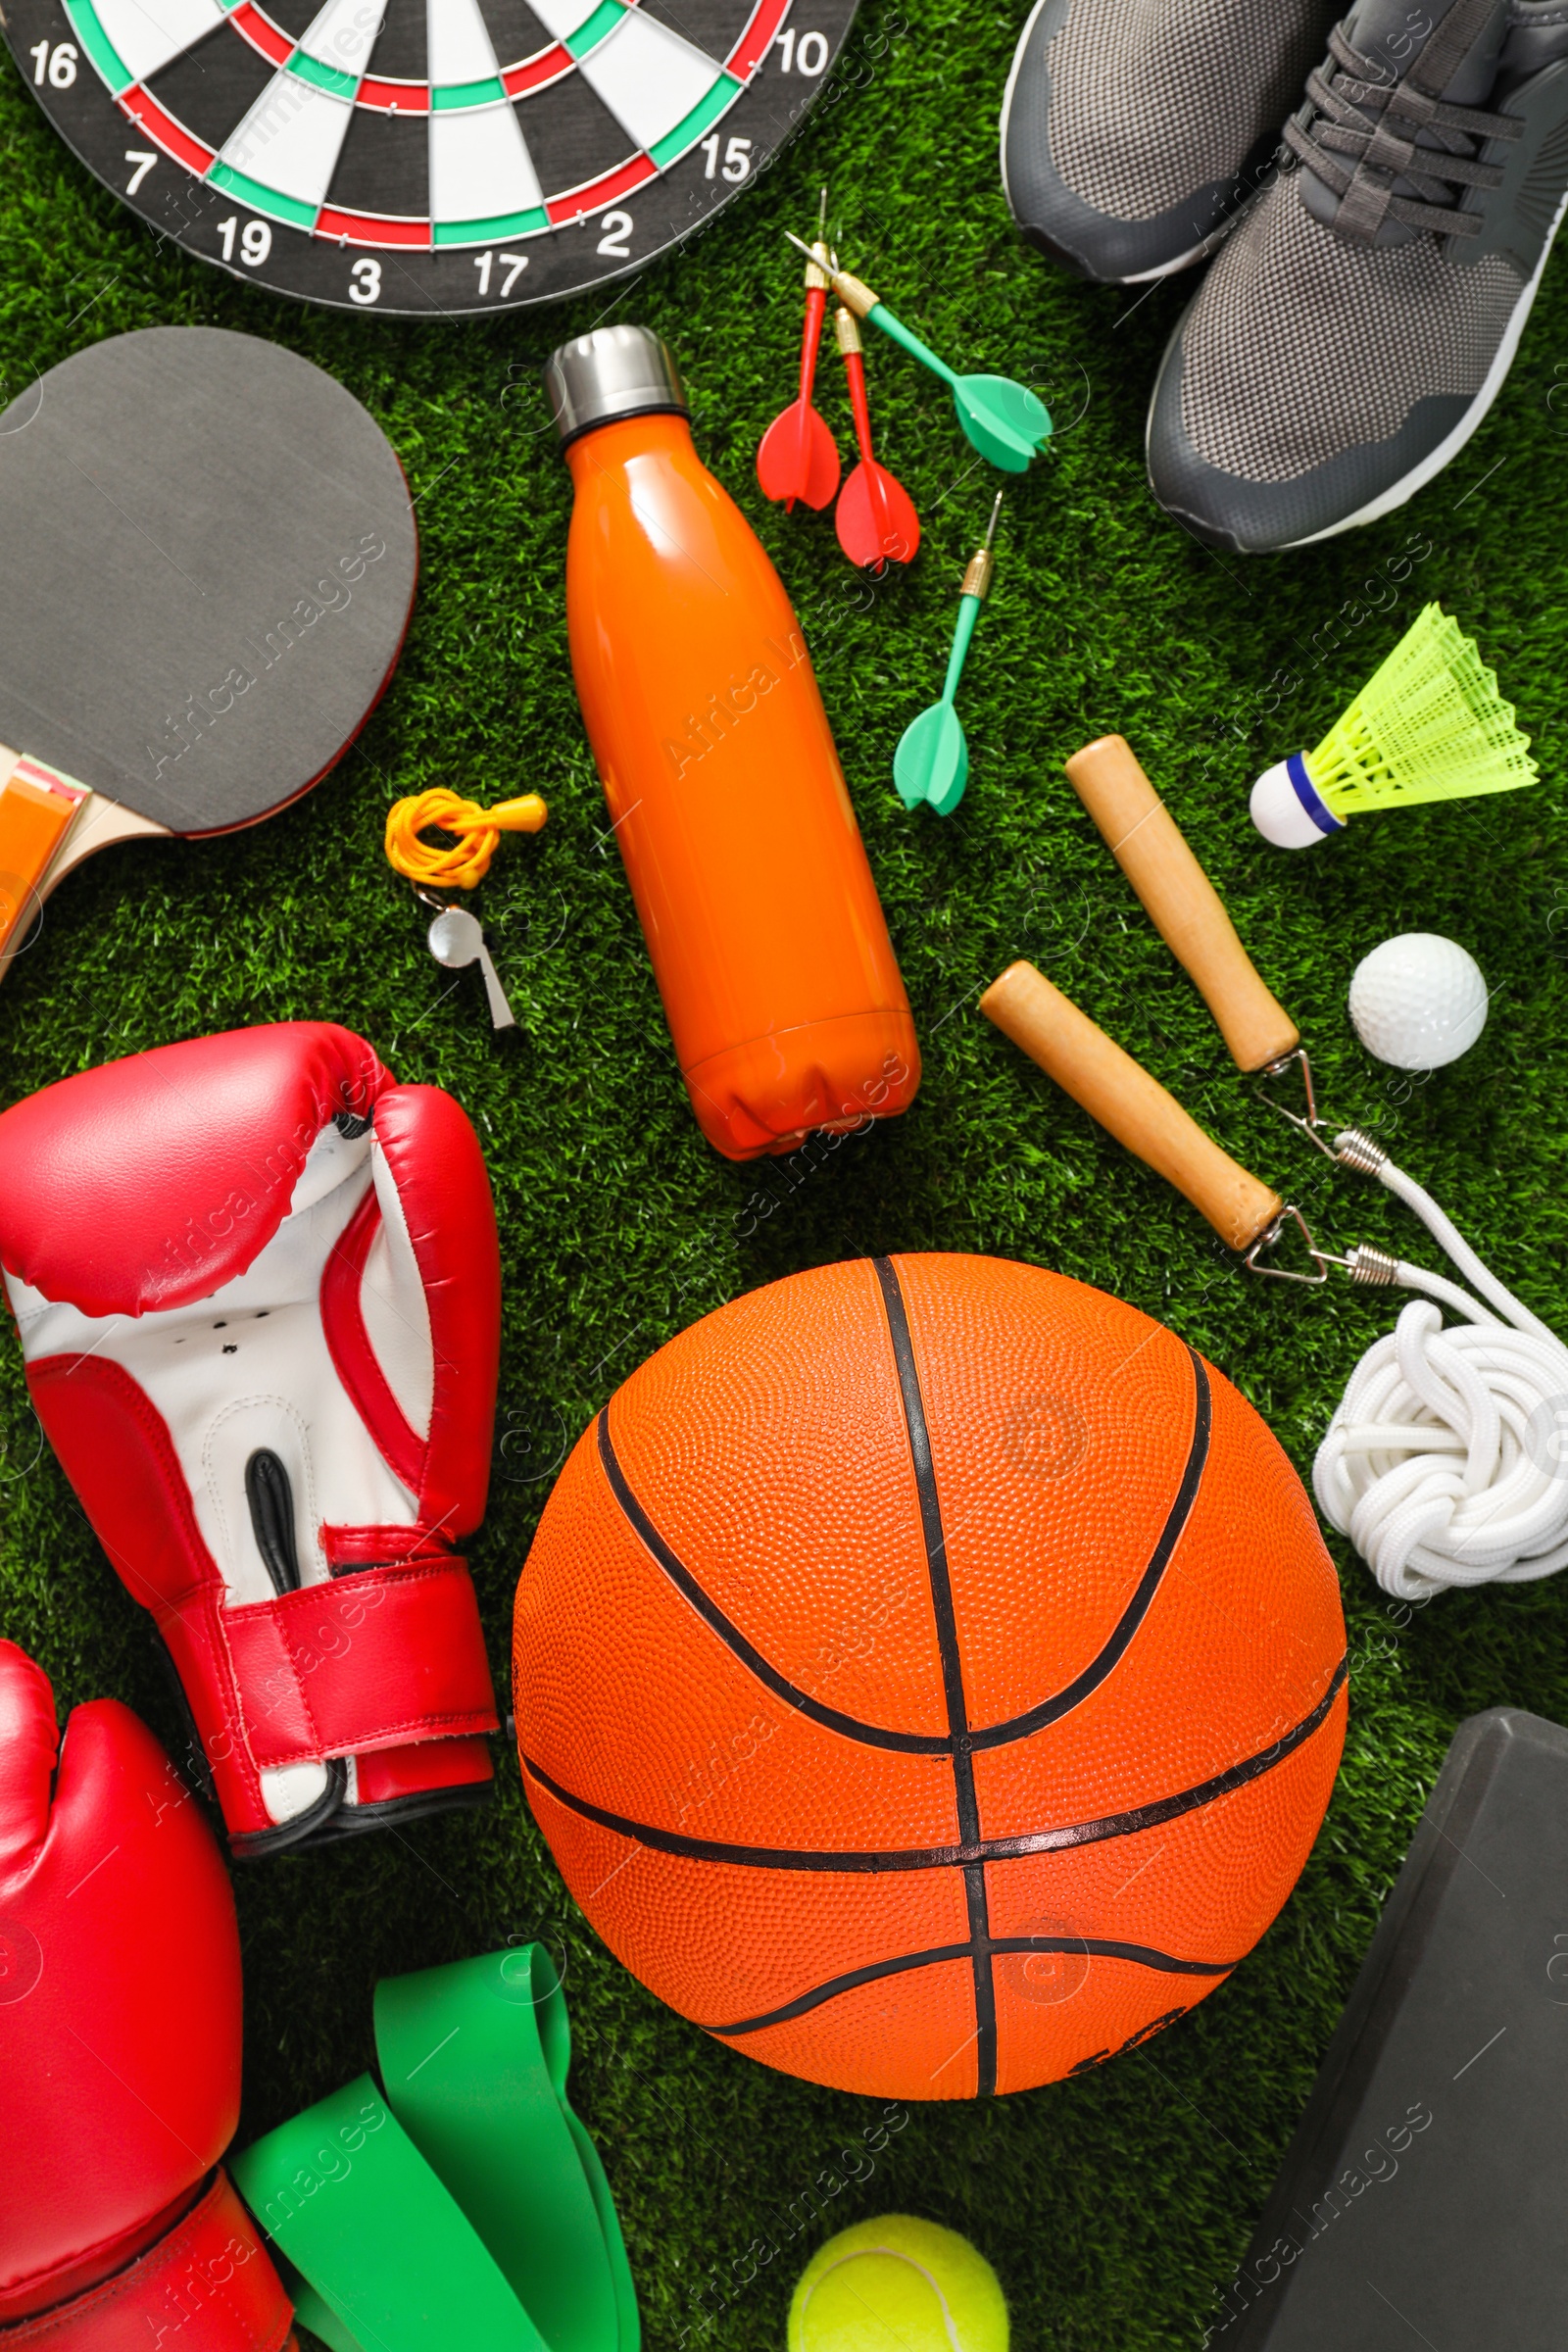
[0,750,167,985]
[1064,736,1298,1074]
[979,960,1284,1251]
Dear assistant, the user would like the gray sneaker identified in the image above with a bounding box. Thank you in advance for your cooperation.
[1148,0,1568,551]
[1001,0,1340,283]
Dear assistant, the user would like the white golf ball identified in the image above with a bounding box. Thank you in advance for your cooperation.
[1348,934,1489,1070]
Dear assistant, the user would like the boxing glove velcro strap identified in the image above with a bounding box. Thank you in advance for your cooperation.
[220,1558,499,1773]
[0,2170,295,2351]
[320,1524,459,1570]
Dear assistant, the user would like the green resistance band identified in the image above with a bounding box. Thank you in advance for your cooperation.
[231,1944,639,2352]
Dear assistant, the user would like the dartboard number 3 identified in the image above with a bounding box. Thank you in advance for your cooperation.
[473,250,530,297]
[597,212,633,258]
[217,217,272,269]
[28,40,76,85]
[699,135,753,181]
[349,258,381,305]
[774,28,829,72]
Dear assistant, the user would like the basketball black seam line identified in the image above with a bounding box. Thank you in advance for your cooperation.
[994,1344,1210,1743]
[702,1936,1243,2038]
[869,1255,995,2098]
[593,1332,1211,1759]
[595,1406,950,1756]
[963,1856,998,2096]
[520,1652,1348,1873]
[868,1259,971,1749]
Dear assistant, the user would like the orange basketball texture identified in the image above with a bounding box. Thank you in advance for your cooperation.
[513,1254,1347,2101]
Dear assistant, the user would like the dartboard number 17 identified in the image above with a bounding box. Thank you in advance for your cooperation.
[5,0,860,315]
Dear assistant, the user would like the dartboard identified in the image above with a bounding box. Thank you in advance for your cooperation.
[3,0,858,313]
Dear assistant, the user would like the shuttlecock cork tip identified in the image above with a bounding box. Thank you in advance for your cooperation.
[1251,755,1346,850]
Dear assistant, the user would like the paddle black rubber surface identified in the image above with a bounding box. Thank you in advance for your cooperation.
[0,324,416,830]
[1217,1706,1568,2352]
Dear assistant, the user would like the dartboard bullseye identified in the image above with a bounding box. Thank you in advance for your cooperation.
[3,0,858,314]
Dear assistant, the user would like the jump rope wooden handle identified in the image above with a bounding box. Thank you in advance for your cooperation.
[980,961,1284,1252]
[1064,736,1298,1074]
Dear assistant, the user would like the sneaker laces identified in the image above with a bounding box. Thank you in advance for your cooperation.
[1283,0,1522,241]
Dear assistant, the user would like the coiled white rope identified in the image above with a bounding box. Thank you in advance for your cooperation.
[1313,1154,1568,1601]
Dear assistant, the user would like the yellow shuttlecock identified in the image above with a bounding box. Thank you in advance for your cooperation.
[1250,604,1538,850]
[385,787,547,890]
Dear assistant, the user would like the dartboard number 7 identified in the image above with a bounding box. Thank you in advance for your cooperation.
[3,0,861,317]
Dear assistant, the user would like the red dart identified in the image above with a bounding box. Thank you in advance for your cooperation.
[757,199,841,514]
[832,297,920,571]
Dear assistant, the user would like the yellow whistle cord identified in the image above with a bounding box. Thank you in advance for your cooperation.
[385,788,548,891]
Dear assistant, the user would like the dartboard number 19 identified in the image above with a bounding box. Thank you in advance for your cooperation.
[4,0,860,315]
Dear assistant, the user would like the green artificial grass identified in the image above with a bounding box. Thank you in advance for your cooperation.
[3,9,1568,2348]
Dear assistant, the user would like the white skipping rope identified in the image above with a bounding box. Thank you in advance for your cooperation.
[1313,1151,1568,1601]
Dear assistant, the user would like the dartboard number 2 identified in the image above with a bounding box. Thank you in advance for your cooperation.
[217,217,272,269]
[774,28,828,72]
[597,212,634,258]
[473,251,530,297]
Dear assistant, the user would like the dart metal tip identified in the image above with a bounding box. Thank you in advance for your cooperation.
[962,496,1004,600]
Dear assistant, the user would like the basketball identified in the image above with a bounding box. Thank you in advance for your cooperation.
[513,1253,1347,2100]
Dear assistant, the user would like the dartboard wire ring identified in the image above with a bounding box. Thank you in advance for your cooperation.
[3,0,862,315]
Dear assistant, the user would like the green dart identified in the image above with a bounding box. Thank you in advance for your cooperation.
[783,234,1051,472]
[894,493,1003,816]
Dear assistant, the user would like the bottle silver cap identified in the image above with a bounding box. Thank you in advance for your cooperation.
[542,325,687,445]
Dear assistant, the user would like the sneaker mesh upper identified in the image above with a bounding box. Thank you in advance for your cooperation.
[1046,0,1338,222]
[1179,172,1524,482]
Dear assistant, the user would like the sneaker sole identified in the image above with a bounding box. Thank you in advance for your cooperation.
[1281,181,1568,546]
[998,0,1245,285]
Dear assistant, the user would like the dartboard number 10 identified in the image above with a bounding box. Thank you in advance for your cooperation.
[774,28,831,71]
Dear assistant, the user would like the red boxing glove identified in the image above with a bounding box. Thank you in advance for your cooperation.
[0,1640,295,2348]
[0,1023,502,1854]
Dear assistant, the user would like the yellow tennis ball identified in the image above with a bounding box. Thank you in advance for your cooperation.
[788,2216,1008,2352]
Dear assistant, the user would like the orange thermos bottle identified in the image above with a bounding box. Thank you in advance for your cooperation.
[543,326,921,1161]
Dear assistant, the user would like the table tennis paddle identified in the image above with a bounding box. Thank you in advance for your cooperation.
[0,326,416,982]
